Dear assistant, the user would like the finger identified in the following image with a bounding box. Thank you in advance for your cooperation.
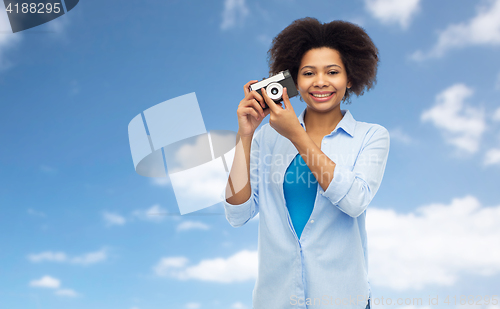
[282,87,293,111]
[250,99,265,117]
[253,91,265,109]
[247,90,265,109]
[244,107,260,121]
[261,88,279,113]
[244,80,259,96]
[264,107,271,117]
[243,93,265,115]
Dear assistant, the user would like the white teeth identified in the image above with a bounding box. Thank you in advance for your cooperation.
[311,93,333,98]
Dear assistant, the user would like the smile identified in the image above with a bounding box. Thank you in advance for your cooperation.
[311,92,334,98]
[309,92,335,102]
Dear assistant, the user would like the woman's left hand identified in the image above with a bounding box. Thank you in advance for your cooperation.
[262,87,304,142]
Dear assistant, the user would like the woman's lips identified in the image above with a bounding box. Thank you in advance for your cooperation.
[309,92,335,102]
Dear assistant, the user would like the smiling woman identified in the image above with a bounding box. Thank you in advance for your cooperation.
[297,47,352,141]
[224,17,390,309]
[268,18,379,104]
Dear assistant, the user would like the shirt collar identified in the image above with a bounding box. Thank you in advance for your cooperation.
[298,108,356,137]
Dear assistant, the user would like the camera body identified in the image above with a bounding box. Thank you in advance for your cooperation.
[249,70,299,109]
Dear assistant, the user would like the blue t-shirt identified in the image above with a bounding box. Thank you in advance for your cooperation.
[283,153,318,239]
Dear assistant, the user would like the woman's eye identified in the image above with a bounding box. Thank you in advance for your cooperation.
[328,71,339,75]
[303,72,313,76]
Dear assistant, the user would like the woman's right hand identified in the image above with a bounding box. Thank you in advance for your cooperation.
[237,80,271,137]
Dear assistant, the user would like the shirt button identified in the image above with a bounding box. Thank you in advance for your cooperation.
[310,219,314,223]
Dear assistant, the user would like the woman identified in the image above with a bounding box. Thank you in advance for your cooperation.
[224,17,390,309]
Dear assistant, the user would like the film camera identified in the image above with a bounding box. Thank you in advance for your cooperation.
[249,70,299,109]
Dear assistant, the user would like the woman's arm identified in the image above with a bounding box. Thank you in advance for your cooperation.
[291,126,390,217]
[223,80,269,227]
[290,129,336,192]
[261,88,390,218]
[226,79,268,206]
[223,129,261,227]
[225,133,253,205]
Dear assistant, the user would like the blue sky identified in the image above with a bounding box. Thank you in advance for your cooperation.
[1,0,500,308]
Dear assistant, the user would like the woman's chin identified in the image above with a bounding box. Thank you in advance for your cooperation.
[306,101,341,113]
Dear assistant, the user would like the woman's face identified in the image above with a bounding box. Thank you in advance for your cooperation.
[296,47,351,113]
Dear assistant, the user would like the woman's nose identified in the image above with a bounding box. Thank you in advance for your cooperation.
[313,74,328,87]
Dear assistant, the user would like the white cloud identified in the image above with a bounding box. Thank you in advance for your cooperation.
[28,251,67,263]
[102,211,126,226]
[154,250,257,283]
[365,0,420,29]
[421,84,485,153]
[168,161,229,214]
[27,248,107,265]
[55,289,79,297]
[29,276,61,289]
[151,177,170,187]
[412,0,500,60]
[185,302,201,309]
[484,148,500,165]
[367,195,500,290]
[169,134,212,173]
[231,302,248,309]
[29,276,80,298]
[0,7,22,70]
[0,9,11,33]
[221,0,249,30]
[46,14,70,35]
[345,16,366,28]
[493,107,500,121]
[70,248,107,265]
[132,204,168,222]
[487,107,500,165]
[177,220,210,232]
[163,131,238,214]
[388,127,412,144]
[1,4,69,70]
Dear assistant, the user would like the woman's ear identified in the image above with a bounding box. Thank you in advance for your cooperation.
[347,81,352,89]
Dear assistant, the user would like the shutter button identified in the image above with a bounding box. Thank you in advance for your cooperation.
[310,219,314,223]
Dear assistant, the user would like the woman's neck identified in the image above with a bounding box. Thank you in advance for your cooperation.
[303,105,344,135]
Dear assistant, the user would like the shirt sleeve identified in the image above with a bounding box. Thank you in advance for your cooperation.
[320,126,390,217]
[221,126,262,227]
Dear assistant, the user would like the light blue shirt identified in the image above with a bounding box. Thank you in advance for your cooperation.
[223,109,390,309]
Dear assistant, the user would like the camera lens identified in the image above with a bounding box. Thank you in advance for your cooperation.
[266,83,283,101]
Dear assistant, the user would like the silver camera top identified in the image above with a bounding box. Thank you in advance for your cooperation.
[249,70,299,108]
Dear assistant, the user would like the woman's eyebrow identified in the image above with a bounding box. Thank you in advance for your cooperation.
[300,64,342,71]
